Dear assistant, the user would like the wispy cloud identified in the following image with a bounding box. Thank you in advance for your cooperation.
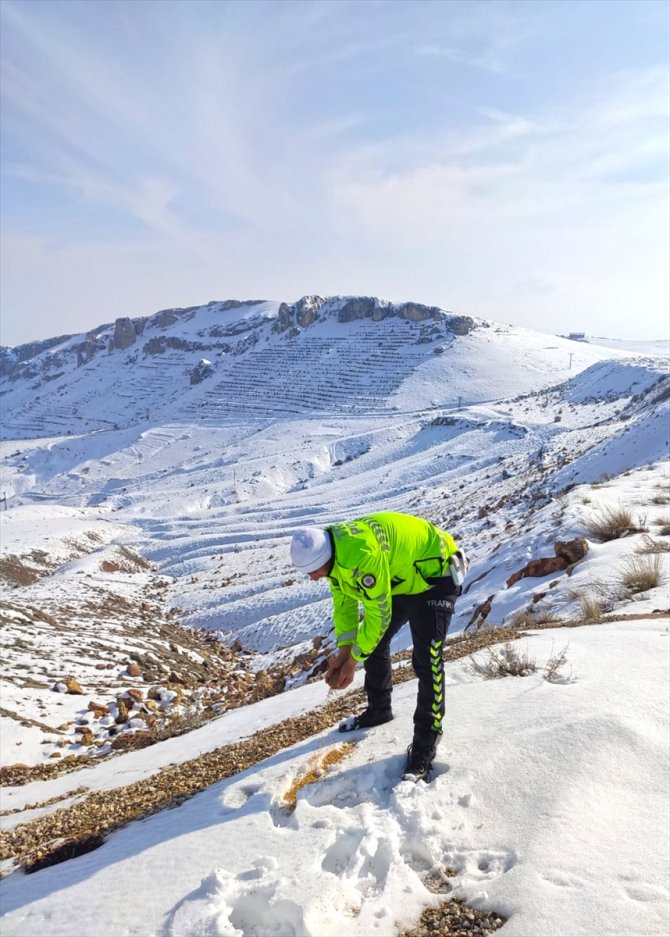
[1,0,668,344]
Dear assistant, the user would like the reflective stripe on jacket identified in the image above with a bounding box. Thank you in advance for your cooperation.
[326,512,458,662]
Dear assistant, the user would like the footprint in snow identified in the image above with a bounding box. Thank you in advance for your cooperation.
[167,859,311,937]
[221,781,264,812]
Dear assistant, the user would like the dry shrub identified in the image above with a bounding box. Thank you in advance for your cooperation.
[578,594,605,623]
[584,504,644,541]
[635,535,670,555]
[543,644,572,683]
[469,643,536,679]
[620,555,665,594]
[469,642,572,682]
[506,608,535,630]
[566,584,607,622]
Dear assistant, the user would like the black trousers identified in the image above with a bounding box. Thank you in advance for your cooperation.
[363,578,458,750]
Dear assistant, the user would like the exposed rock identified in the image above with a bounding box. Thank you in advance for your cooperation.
[74,727,94,746]
[398,302,441,322]
[467,595,495,631]
[507,538,589,587]
[64,677,84,695]
[554,538,589,565]
[372,306,392,322]
[190,359,214,385]
[220,299,265,311]
[143,337,167,356]
[294,295,325,327]
[506,556,568,587]
[115,699,130,724]
[75,339,97,367]
[274,302,293,333]
[127,662,142,677]
[0,335,73,378]
[445,314,475,335]
[143,335,209,356]
[338,297,378,322]
[87,701,109,716]
[111,730,151,750]
[126,689,143,704]
[113,318,136,350]
[153,309,179,329]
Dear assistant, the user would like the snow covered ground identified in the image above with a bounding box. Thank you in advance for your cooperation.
[1,617,668,937]
[0,302,668,936]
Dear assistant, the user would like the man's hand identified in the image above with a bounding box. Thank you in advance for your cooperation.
[324,646,357,690]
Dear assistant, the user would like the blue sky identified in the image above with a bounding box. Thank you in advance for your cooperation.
[1,0,668,346]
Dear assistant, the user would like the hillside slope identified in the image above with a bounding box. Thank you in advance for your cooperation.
[0,295,630,439]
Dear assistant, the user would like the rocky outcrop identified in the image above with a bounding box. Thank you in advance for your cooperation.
[507,556,568,586]
[152,309,180,329]
[76,339,98,367]
[554,538,589,565]
[273,296,325,333]
[445,315,475,335]
[466,595,495,631]
[274,302,293,334]
[338,297,379,322]
[143,336,203,356]
[190,359,214,385]
[295,295,325,328]
[113,318,136,350]
[220,299,265,311]
[398,302,441,322]
[506,537,589,587]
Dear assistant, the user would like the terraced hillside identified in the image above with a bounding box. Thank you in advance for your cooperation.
[0,295,625,438]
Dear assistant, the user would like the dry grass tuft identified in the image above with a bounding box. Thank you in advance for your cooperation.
[583,504,645,541]
[635,535,670,555]
[620,555,665,594]
[578,594,606,623]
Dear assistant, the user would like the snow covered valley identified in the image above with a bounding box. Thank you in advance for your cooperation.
[0,297,668,936]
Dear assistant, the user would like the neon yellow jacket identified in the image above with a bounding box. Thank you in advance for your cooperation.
[326,512,458,661]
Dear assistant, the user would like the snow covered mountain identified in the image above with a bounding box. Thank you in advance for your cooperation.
[0,294,649,438]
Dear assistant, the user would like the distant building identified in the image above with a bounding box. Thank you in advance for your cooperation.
[567,332,587,341]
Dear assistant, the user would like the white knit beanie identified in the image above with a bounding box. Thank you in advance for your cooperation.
[290,527,332,573]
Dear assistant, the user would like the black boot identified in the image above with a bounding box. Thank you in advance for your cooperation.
[339,709,394,732]
[403,739,438,781]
